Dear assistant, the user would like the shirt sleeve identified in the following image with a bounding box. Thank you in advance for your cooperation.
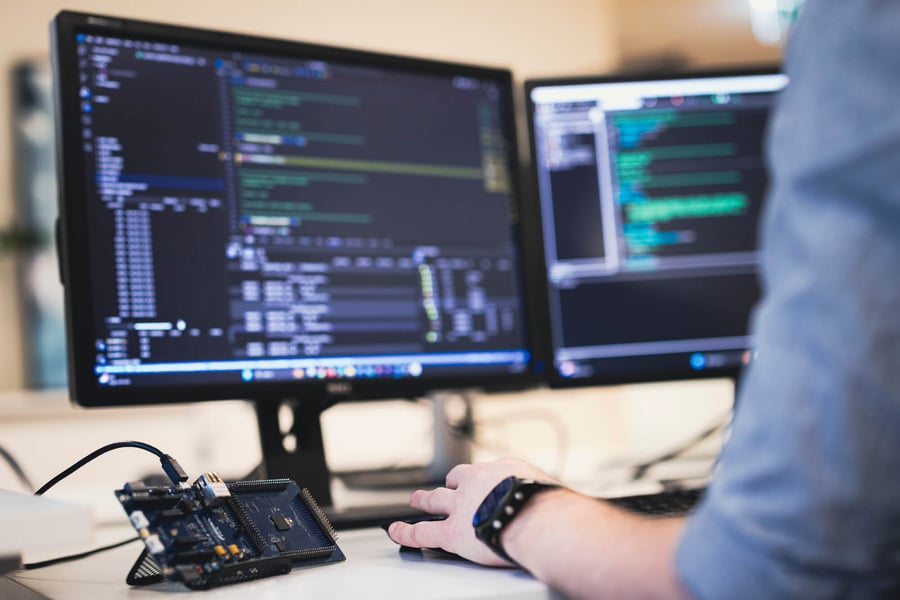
[675,1,900,597]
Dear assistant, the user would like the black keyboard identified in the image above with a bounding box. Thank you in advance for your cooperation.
[327,487,705,530]
[606,487,704,517]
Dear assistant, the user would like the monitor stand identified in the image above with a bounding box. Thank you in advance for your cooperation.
[334,391,474,490]
[631,374,742,484]
[252,398,333,506]
[248,392,473,528]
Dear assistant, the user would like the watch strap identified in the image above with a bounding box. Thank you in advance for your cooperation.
[473,477,558,566]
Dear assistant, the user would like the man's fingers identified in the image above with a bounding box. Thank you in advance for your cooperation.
[444,463,471,489]
[388,520,449,550]
[409,487,454,515]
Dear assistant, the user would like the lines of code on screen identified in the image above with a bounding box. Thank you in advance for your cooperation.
[529,73,786,381]
[608,100,769,265]
[74,33,527,386]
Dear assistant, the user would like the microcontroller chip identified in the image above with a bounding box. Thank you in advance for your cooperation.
[271,511,292,531]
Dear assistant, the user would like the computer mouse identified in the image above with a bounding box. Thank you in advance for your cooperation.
[380,512,448,532]
[381,514,460,558]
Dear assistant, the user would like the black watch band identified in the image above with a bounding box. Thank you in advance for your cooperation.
[472,476,559,566]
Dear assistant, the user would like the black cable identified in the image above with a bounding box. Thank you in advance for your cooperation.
[21,440,191,571]
[630,415,729,482]
[34,440,187,496]
[444,391,476,440]
[22,536,140,570]
[0,442,34,490]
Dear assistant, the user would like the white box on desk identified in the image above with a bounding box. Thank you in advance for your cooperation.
[0,488,92,563]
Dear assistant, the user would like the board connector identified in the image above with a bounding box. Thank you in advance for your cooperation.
[194,472,230,506]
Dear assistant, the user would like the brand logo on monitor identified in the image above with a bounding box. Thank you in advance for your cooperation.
[326,382,353,395]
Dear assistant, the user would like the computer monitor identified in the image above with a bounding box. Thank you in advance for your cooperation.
[524,68,788,389]
[51,11,534,507]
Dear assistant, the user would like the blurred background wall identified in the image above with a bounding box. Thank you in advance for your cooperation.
[615,0,783,71]
[0,0,780,391]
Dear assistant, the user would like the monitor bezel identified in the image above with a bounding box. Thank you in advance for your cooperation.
[52,10,538,408]
[523,65,783,389]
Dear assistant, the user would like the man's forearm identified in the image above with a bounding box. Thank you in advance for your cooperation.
[502,489,691,600]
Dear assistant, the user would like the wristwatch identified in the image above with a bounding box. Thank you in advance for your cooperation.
[472,476,559,565]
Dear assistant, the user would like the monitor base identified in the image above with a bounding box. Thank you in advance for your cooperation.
[335,465,442,490]
[333,392,474,491]
[249,392,474,515]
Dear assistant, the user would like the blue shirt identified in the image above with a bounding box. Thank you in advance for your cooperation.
[676,1,900,597]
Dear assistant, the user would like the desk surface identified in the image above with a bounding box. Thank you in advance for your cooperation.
[2,527,558,600]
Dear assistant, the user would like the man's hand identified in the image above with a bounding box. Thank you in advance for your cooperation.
[387,457,557,566]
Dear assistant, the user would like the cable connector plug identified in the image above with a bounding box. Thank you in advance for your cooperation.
[160,454,189,486]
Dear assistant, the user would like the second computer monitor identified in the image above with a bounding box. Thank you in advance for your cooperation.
[525,68,788,386]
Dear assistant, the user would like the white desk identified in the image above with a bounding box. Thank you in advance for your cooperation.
[0,382,730,599]
[2,527,559,600]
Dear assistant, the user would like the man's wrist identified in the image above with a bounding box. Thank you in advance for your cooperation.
[500,487,570,567]
[472,477,562,566]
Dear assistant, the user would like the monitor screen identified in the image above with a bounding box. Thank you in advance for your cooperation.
[52,12,533,409]
[525,69,788,387]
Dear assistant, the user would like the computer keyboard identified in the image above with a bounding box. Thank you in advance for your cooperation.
[605,487,705,517]
[327,487,705,530]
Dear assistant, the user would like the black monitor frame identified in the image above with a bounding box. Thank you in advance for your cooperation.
[523,66,785,390]
[51,11,538,507]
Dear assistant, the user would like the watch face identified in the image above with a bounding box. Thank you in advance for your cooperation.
[473,476,516,527]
